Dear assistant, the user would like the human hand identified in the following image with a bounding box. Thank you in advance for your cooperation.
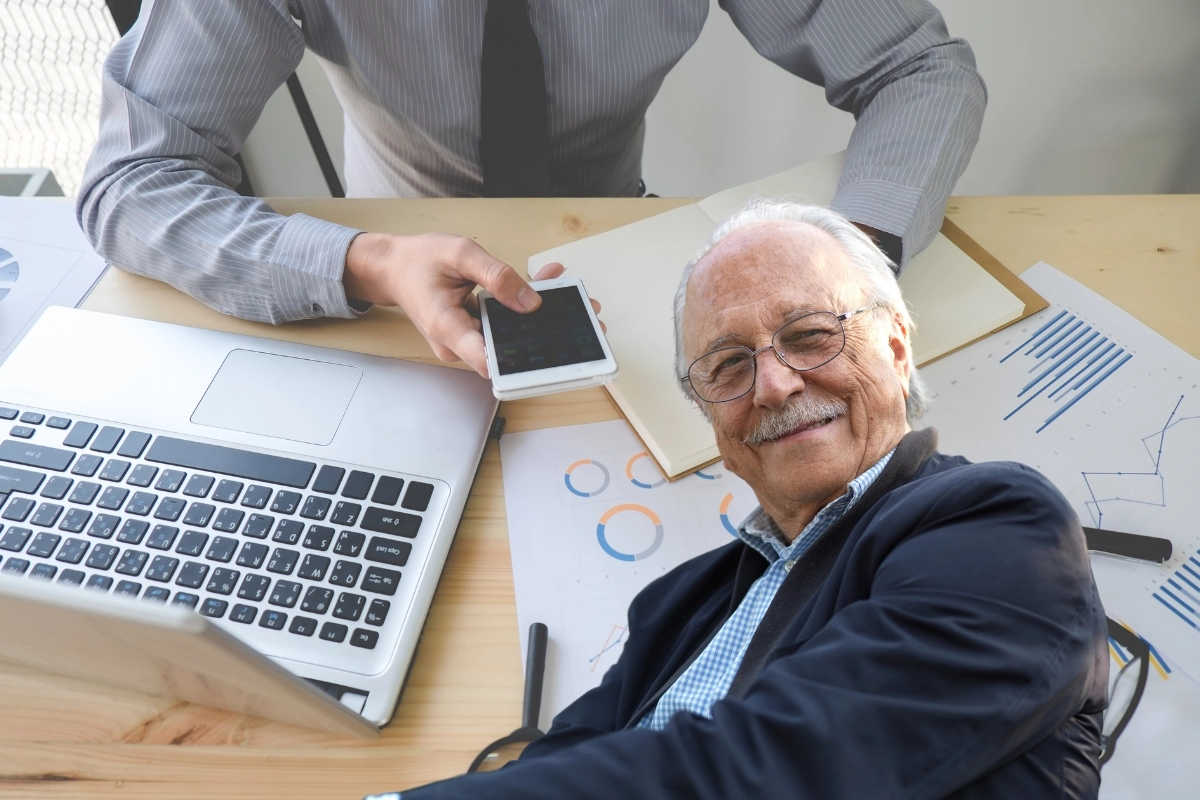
[343,232,602,377]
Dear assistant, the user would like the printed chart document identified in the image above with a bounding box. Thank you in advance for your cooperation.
[0,198,108,365]
[529,152,1035,479]
[920,263,1200,684]
[500,419,758,727]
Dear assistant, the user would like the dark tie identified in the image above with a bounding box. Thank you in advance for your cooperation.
[480,0,552,197]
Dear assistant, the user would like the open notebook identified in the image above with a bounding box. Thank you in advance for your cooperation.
[529,153,1043,479]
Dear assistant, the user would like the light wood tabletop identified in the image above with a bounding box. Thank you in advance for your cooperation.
[0,195,1196,798]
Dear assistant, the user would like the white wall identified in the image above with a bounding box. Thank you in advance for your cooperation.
[244,0,1200,198]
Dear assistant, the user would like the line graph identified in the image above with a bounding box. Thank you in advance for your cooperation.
[1000,309,1133,433]
[1082,395,1198,527]
[588,624,628,672]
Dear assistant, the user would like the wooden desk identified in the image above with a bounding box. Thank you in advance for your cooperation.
[0,196,1196,798]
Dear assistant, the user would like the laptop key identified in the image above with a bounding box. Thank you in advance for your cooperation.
[58,569,85,586]
[269,579,302,608]
[0,527,31,551]
[40,476,72,500]
[312,466,345,495]
[206,568,240,595]
[183,502,215,527]
[115,550,148,576]
[68,481,101,505]
[365,536,411,567]
[86,514,120,539]
[350,628,379,649]
[362,567,400,596]
[113,580,141,597]
[71,454,103,477]
[9,426,35,440]
[58,508,91,533]
[333,592,365,621]
[361,507,421,539]
[176,530,209,556]
[0,440,74,472]
[230,604,257,624]
[341,470,374,500]
[241,484,272,509]
[235,542,269,569]
[145,437,316,489]
[174,561,209,588]
[301,587,334,614]
[125,491,158,516]
[170,592,199,609]
[54,537,89,564]
[62,421,97,449]
[328,560,361,588]
[126,464,158,487]
[99,459,131,482]
[333,530,365,557]
[259,609,288,630]
[85,574,113,591]
[211,507,244,532]
[30,503,63,527]
[288,616,317,636]
[330,502,361,526]
[199,598,228,618]
[273,519,304,545]
[30,563,57,580]
[142,586,170,603]
[300,495,331,520]
[365,599,390,626]
[85,543,119,570]
[2,558,30,574]
[146,525,179,550]
[212,480,243,504]
[96,487,129,510]
[371,476,404,506]
[297,554,330,581]
[154,469,186,493]
[116,519,150,545]
[19,412,44,425]
[27,532,61,557]
[153,497,186,521]
[89,427,125,454]
[302,525,334,551]
[270,490,302,515]
[237,573,271,601]
[145,555,179,582]
[319,622,347,643]
[116,432,152,459]
[0,464,45,495]
[2,497,35,521]
[266,547,298,575]
[46,417,71,430]
[183,475,214,498]
[0,407,16,421]
[243,513,274,539]
[205,536,237,562]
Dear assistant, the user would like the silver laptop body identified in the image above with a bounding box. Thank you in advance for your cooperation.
[0,307,498,730]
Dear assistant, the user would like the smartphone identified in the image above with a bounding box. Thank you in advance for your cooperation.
[479,277,618,400]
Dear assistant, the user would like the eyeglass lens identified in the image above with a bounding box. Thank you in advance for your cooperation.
[687,311,847,403]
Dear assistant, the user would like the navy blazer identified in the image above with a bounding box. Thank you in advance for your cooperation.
[403,428,1108,799]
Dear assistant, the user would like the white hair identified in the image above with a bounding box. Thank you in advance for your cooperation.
[673,199,928,424]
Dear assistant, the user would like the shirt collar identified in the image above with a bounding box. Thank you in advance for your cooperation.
[738,448,895,563]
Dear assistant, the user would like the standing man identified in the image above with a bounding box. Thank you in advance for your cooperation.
[79,0,985,377]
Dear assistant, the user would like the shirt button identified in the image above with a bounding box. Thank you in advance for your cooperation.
[784,559,796,572]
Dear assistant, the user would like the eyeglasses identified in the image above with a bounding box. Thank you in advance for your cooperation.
[1100,616,1148,767]
[681,305,878,404]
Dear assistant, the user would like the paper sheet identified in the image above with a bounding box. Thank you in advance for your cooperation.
[0,198,108,364]
[500,419,759,727]
[920,263,1200,683]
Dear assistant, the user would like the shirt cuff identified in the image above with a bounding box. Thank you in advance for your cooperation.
[363,794,401,800]
[269,212,366,321]
[831,178,930,273]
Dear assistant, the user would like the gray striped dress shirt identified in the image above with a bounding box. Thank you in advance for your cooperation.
[77,0,986,324]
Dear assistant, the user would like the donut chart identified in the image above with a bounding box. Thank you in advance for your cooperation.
[626,451,666,489]
[564,459,610,497]
[719,493,739,536]
[596,504,664,562]
[0,248,17,303]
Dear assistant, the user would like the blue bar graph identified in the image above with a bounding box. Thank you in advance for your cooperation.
[1154,555,1200,635]
[1001,308,1132,432]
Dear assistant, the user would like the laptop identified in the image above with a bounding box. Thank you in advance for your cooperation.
[0,306,498,735]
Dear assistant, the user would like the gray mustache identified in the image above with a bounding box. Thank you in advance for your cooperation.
[743,395,849,446]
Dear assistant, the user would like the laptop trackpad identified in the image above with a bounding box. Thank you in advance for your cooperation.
[192,350,362,446]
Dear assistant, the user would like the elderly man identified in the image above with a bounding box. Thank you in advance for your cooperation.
[383,202,1108,800]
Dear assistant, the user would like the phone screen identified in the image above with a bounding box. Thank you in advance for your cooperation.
[485,287,605,376]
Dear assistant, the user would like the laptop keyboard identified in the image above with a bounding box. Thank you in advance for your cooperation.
[0,404,444,674]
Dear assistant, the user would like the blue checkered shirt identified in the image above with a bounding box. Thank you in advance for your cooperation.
[636,450,894,730]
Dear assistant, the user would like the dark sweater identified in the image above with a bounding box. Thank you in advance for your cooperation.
[404,428,1108,799]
